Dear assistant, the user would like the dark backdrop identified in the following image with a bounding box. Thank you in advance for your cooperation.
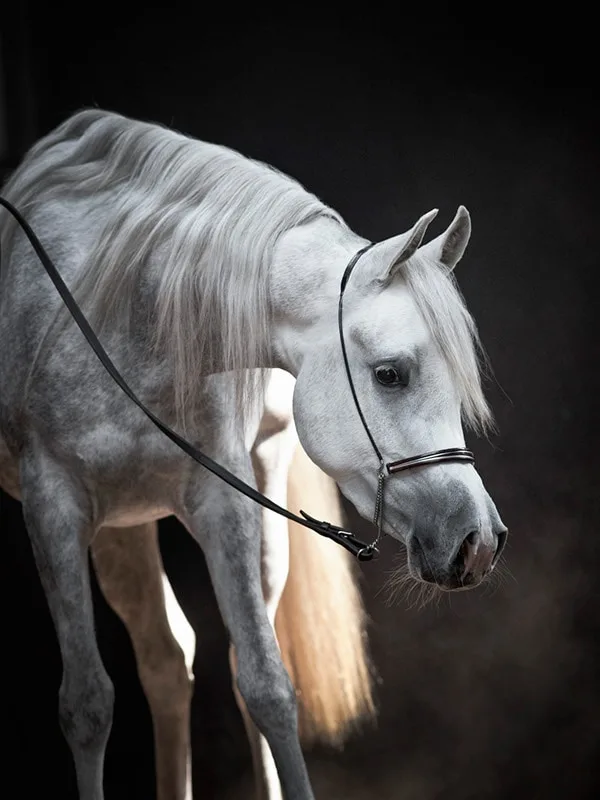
[1,5,597,799]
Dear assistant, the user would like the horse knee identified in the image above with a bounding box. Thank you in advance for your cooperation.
[237,662,298,736]
[59,668,115,753]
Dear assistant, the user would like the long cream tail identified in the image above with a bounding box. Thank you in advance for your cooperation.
[275,444,376,747]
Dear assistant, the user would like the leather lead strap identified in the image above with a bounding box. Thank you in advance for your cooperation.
[0,196,378,560]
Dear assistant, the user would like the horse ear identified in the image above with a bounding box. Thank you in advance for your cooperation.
[374,209,439,283]
[418,205,471,271]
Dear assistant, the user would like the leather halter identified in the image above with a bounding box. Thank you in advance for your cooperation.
[336,245,474,558]
[0,197,473,561]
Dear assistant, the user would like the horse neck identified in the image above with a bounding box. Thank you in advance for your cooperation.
[269,217,367,376]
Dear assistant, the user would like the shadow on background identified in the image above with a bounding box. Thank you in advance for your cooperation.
[1,5,597,798]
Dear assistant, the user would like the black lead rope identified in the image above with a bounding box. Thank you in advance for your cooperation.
[0,196,379,560]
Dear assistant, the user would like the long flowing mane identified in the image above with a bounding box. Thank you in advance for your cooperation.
[1,109,339,425]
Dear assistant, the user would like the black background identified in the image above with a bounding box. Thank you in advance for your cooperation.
[1,4,597,798]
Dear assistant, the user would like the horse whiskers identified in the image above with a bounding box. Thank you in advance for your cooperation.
[480,558,517,599]
[494,558,517,586]
[382,557,441,609]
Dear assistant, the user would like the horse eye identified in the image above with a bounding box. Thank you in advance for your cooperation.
[374,364,407,387]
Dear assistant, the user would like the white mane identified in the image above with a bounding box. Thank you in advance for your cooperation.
[3,109,338,426]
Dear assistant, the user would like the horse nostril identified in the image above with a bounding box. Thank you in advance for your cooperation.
[455,530,479,581]
[492,528,508,567]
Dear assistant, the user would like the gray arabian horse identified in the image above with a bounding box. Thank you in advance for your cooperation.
[0,109,507,800]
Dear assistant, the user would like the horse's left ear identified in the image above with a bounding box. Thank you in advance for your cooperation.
[418,205,471,271]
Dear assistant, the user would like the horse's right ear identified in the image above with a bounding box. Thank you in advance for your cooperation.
[371,209,439,284]
[418,206,471,272]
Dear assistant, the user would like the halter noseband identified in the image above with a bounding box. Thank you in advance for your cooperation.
[337,244,474,559]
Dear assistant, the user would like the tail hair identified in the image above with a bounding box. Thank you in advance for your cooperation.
[275,444,377,747]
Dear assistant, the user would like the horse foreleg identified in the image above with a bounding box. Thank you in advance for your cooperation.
[229,420,296,800]
[228,519,287,800]
[91,522,195,800]
[185,468,314,800]
[20,448,114,800]
[229,516,290,800]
